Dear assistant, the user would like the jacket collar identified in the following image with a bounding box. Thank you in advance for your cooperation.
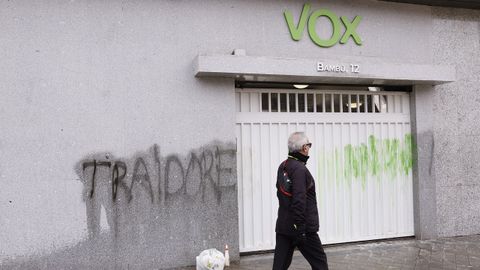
[288,152,309,164]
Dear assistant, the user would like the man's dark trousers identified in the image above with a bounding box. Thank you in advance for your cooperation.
[272,232,328,270]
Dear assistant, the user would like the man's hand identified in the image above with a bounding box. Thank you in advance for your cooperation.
[293,224,307,246]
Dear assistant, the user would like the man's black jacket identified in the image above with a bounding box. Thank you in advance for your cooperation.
[275,155,319,235]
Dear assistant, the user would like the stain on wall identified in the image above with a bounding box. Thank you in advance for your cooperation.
[78,142,236,239]
[3,141,238,269]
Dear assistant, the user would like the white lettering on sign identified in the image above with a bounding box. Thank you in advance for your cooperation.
[317,62,360,73]
[350,64,360,73]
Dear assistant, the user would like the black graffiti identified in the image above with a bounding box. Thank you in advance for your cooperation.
[82,160,130,201]
[165,148,220,203]
[79,144,236,205]
[82,160,111,198]
[111,161,128,201]
[131,157,154,203]
[154,144,162,203]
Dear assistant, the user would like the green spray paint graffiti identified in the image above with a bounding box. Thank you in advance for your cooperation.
[318,134,414,189]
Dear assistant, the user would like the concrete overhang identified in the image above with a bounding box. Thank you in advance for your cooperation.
[380,0,480,10]
[195,54,456,86]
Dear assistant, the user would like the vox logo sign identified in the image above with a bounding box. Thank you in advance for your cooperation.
[284,3,362,48]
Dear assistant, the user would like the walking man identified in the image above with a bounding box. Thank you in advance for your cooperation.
[273,132,328,270]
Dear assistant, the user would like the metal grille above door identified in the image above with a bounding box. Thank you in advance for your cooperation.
[236,88,414,252]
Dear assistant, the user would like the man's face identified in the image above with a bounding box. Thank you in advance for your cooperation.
[302,142,312,156]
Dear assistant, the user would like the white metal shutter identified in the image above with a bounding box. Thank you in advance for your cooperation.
[236,88,414,252]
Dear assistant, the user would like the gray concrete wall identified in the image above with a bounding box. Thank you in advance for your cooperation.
[431,7,480,237]
[0,1,239,269]
[395,4,480,242]
[0,0,476,268]
[411,85,438,239]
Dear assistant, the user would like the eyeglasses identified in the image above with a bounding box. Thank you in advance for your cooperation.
[304,143,312,148]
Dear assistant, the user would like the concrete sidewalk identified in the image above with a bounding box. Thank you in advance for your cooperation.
[181,235,480,270]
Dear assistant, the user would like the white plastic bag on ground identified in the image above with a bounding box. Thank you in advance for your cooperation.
[196,248,225,270]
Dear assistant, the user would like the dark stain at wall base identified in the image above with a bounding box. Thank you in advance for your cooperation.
[2,141,239,270]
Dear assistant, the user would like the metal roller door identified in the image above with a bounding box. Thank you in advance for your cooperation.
[236,88,414,252]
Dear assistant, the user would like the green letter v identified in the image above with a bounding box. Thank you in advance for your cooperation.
[284,3,311,41]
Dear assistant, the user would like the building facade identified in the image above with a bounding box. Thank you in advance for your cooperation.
[0,0,479,269]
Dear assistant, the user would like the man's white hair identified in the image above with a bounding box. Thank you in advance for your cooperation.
[288,132,309,153]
